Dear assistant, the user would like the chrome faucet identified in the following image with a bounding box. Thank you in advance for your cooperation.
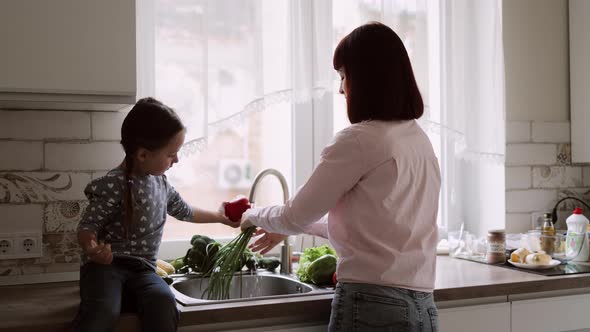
[248,168,292,275]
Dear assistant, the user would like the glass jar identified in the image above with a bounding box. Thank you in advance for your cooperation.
[486,229,506,264]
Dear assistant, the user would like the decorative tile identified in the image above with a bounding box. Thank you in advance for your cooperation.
[556,144,571,165]
[532,166,583,188]
[44,232,79,252]
[44,201,88,233]
[0,172,90,203]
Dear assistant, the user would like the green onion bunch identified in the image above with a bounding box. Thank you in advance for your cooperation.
[203,227,256,300]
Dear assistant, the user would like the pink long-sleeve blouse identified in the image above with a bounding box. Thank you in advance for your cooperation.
[243,119,441,292]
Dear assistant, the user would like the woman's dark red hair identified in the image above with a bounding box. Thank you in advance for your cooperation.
[333,22,424,123]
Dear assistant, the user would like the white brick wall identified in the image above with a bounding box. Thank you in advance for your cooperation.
[532,166,583,188]
[505,120,590,234]
[91,112,126,141]
[0,141,43,170]
[532,122,570,143]
[506,189,557,213]
[506,121,531,143]
[0,108,122,274]
[506,167,531,189]
[0,204,44,233]
[0,111,90,140]
[45,142,123,171]
[583,167,590,187]
[506,144,556,165]
[505,213,532,233]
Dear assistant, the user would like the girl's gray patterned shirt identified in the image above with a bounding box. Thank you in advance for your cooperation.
[77,167,193,268]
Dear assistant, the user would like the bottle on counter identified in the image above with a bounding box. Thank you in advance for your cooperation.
[566,207,590,262]
[485,229,506,264]
[540,212,556,255]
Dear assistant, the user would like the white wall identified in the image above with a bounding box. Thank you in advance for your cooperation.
[504,0,569,121]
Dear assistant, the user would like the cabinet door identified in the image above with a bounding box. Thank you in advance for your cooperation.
[512,293,590,332]
[570,0,590,162]
[438,303,510,332]
[0,0,136,108]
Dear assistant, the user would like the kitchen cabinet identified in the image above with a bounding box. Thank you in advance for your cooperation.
[511,293,590,332]
[0,0,137,111]
[569,0,590,162]
[438,302,510,332]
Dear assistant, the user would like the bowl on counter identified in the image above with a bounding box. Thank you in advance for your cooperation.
[522,230,568,262]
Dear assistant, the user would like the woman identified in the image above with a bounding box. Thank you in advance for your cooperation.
[241,22,441,331]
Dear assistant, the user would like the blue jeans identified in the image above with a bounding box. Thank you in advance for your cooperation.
[329,282,439,332]
[70,256,178,332]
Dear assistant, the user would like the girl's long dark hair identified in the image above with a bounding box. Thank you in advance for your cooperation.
[120,97,185,237]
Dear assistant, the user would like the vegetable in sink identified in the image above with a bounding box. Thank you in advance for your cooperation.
[297,245,337,285]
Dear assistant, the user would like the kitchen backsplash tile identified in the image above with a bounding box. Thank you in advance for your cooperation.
[0,141,43,171]
[0,172,90,203]
[506,121,590,233]
[91,112,125,141]
[506,167,531,189]
[44,201,88,233]
[584,167,590,187]
[531,122,570,143]
[532,166,583,188]
[45,142,123,171]
[506,121,531,143]
[506,189,557,213]
[0,111,90,140]
[506,144,556,166]
[0,204,43,233]
[505,213,532,233]
[0,109,120,279]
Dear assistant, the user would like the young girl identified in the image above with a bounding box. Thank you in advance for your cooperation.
[71,97,237,332]
[242,22,441,331]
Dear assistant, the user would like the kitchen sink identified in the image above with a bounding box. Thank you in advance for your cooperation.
[170,272,333,306]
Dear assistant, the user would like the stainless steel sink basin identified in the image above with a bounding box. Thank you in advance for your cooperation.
[170,272,333,306]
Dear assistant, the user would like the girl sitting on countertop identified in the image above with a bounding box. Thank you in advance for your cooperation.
[71,97,238,332]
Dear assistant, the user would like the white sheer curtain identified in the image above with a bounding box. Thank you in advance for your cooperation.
[148,0,506,238]
[438,0,506,236]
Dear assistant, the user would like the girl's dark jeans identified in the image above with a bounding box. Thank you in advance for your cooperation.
[70,256,178,332]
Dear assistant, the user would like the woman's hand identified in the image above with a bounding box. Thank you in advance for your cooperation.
[84,239,113,265]
[249,229,287,255]
[240,217,254,231]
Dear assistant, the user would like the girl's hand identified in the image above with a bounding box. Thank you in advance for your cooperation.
[84,239,113,265]
[249,229,287,255]
[220,212,240,228]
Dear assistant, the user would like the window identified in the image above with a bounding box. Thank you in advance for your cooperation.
[150,0,445,248]
[153,1,294,243]
[145,0,505,257]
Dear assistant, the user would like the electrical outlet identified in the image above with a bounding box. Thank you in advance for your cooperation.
[14,233,42,258]
[0,238,13,256]
[0,233,42,259]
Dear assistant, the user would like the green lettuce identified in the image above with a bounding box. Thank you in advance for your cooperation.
[297,245,337,283]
